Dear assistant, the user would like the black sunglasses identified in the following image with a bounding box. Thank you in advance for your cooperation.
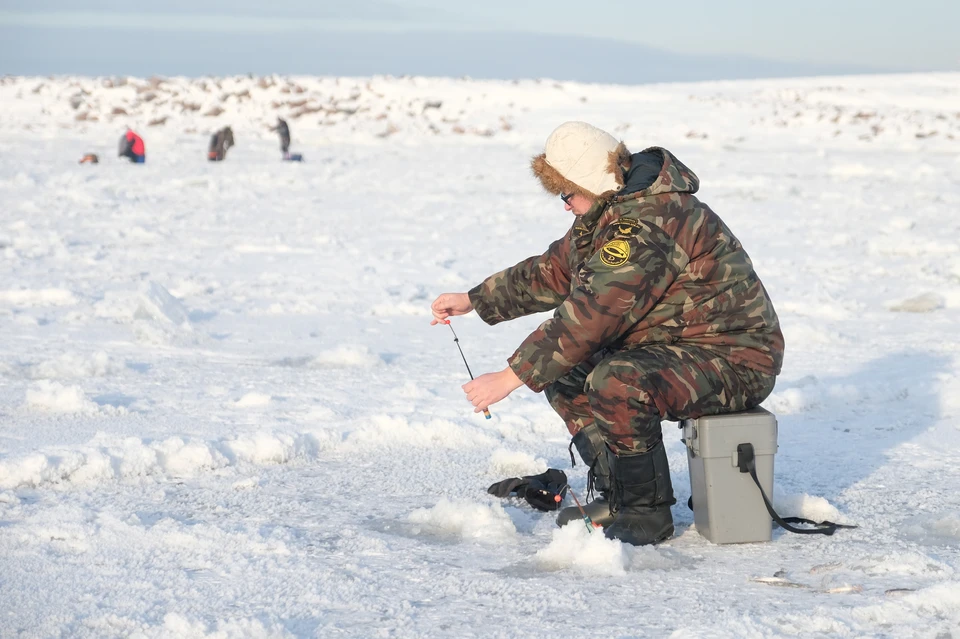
[560,192,574,205]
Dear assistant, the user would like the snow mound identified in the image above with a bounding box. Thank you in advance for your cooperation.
[407,499,516,543]
[154,437,226,477]
[221,432,297,465]
[233,392,272,408]
[887,292,945,313]
[534,523,628,576]
[308,345,380,368]
[27,351,122,380]
[24,380,102,414]
[0,287,76,307]
[488,448,548,477]
[773,491,851,525]
[0,430,335,490]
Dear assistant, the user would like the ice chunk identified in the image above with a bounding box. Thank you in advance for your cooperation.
[135,281,191,326]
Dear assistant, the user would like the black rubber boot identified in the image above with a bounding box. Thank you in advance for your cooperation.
[556,423,615,527]
[603,440,676,546]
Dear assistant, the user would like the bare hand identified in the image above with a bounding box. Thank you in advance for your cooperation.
[430,292,474,325]
[463,367,524,413]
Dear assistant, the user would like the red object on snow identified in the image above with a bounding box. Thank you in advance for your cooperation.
[126,130,145,155]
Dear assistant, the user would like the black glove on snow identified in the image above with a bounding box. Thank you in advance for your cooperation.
[487,469,568,511]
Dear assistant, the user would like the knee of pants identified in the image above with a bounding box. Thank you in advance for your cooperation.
[586,359,630,399]
[585,359,658,414]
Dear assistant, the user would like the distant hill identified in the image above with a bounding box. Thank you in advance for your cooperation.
[4,71,957,153]
[1,26,874,83]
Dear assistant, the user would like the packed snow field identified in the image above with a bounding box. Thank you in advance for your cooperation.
[1,73,959,638]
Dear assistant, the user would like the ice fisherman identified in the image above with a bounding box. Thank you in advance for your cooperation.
[208,126,235,162]
[272,117,303,162]
[430,122,784,546]
[274,117,291,157]
[118,128,145,163]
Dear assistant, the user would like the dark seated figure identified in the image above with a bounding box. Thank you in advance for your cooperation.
[208,126,235,162]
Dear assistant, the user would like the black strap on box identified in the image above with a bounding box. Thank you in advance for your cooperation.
[737,443,858,536]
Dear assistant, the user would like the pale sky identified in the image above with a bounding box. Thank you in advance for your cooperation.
[1,0,957,76]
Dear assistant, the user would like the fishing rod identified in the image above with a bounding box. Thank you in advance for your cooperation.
[441,320,491,420]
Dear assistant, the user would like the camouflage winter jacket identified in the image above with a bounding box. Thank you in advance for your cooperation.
[468,148,784,393]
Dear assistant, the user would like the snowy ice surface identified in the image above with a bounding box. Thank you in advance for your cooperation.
[1,72,959,638]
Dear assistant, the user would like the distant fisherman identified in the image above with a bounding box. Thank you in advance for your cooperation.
[273,117,291,157]
[431,122,784,546]
[208,126,235,162]
[118,128,145,164]
[273,117,303,162]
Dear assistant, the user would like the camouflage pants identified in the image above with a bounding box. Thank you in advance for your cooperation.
[544,344,776,454]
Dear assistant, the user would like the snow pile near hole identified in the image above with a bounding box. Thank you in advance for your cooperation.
[774,491,850,525]
[534,523,628,576]
[407,499,517,543]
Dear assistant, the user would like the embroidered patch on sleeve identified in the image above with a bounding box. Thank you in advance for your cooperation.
[599,239,631,267]
[612,219,640,236]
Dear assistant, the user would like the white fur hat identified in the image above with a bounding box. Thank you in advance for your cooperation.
[531,122,631,200]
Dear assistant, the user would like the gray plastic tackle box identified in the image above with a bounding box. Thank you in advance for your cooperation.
[681,407,778,544]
